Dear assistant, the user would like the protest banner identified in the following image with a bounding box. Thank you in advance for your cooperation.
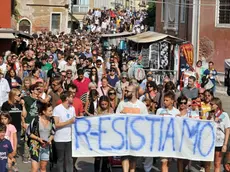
[72,114,216,161]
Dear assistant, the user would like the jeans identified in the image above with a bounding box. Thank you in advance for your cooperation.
[55,141,73,172]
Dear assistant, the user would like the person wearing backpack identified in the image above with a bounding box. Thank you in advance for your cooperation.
[27,102,55,172]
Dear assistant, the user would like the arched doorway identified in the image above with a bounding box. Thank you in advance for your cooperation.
[19,19,31,34]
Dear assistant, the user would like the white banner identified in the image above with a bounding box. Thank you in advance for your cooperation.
[72,114,216,161]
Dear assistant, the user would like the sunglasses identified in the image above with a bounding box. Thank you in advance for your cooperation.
[180,101,187,105]
[147,85,152,88]
[67,72,72,74]
[122,77,127,79]
[109,92,116,95]
[16,94,21,97]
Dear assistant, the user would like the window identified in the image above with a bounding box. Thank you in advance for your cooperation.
[51,13,61,32]
[161,0,166,22]
[216,0,230,27]
[19,19,31,34]
[72,0,89,13]
[180,0,186,23]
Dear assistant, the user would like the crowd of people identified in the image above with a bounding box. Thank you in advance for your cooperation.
[0,20,229,172]
[82,8,147,34]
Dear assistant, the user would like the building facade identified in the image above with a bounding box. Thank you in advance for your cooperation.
[155,0,230,72]
[199,0,230,72]
[15,0,69,34]
[155,0,193,41]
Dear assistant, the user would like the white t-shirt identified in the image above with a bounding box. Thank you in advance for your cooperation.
[116,100,148,115]
[215,112,230,147]
[58,59,67,71]
[53,104,75,142]
[0,78,10,107]
[156,107,180,117]
[0,63,7,75]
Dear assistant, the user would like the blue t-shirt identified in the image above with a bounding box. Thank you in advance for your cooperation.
[204,69,217,84]
[107,75,119,87]
[0,139,13,172]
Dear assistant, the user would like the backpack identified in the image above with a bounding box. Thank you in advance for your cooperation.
[26,116,39,147]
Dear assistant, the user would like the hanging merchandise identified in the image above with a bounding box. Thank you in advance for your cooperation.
[181,43,194,67]
[159,41,169,69]
[118,40,127,50]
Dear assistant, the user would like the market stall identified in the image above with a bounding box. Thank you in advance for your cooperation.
[100,32,135,59]
[126,31,193,85]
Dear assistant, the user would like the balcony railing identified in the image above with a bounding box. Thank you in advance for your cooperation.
[72,5,89,13]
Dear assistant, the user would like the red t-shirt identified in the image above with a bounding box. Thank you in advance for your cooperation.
[56,97,84,116]
[73,77,91,98]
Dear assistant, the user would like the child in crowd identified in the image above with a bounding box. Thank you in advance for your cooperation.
[156,91,180,172]
[1,112,18,172]
[188,99,201,119]
[0,123,15,172]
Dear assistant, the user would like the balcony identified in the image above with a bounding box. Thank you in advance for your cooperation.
[72,5,89,13]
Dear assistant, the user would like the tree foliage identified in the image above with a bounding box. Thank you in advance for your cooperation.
[143,2,156,27]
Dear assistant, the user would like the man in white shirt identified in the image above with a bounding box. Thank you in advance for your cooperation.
[53,91,76,172]
[155,91,180,172]
[0,56,7,75]
[116,84,148,172]
[57,51,66,71]
[0,69,10,107]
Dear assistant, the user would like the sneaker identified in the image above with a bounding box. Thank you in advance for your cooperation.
[200,167,205,172]
[22,157,30,163]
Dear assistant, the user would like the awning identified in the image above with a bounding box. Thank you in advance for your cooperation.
[101,32,135,38]
[127,31,184,43]
[0,33,15,39]
[15,31,33,39]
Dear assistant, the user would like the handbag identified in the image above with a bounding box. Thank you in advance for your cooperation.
[204,79,214,90]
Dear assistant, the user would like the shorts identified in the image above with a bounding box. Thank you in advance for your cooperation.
[39,147,50,161]
[121,156,137,162]
[215,147,222,152]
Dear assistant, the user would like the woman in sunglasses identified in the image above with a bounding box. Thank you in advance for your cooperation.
[201,90,214,119]
[1,88,27,145]
[205,97,230,172]
[177,96,189,117]
[94,96,113,172]
[107,88,119,112]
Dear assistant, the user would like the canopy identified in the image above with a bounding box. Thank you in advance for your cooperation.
[15,31,33,39]
[0,33,15,39]
[127,31,183,43]
[101,32,135,38]
[0,28,33,40]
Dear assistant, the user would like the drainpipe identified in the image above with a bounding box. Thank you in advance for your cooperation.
[192,0,200,66]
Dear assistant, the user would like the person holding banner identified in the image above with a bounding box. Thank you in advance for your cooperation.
[116,83,148,172]
[205,97,230,172]
[94,95,114,172]
[156,91,180,172]
[52,91,76,172]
